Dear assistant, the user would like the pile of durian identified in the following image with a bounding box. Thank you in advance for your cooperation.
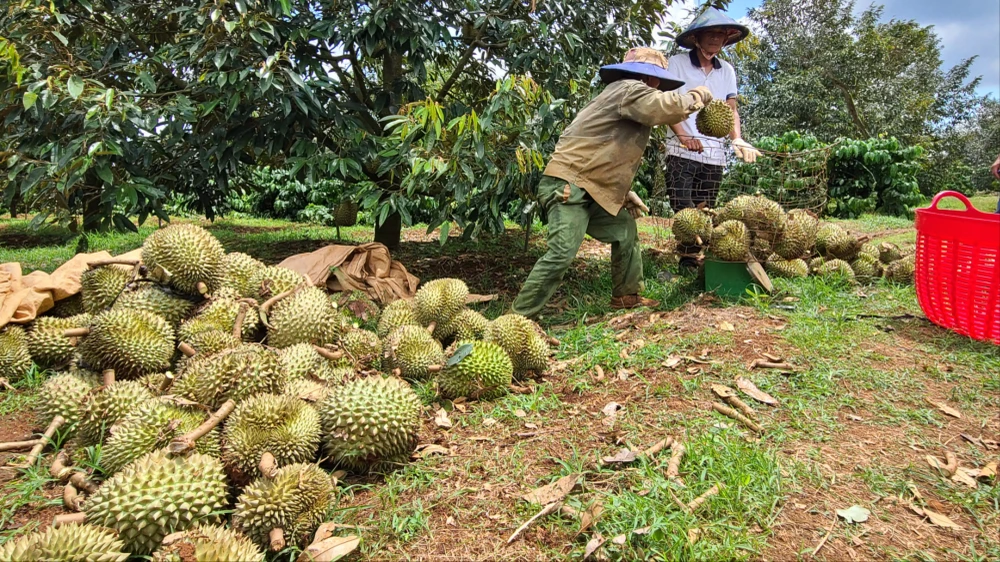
[671,195,915,283]
[0,223,554,560]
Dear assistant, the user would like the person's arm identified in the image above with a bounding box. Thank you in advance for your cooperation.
[726,97,742,140]
[991,153,1000,180]
[670,122,704,153]
[619,83,710,128]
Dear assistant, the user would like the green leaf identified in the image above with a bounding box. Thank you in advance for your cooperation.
[446,343,474,367]
[67,75,84,100]
[438,221,450,246]
[22,91,37,110]
[51,30,69,46]
[225,20,238,33]
[104,88,114,110]
[97,164,113,185]
[138,71,156,93]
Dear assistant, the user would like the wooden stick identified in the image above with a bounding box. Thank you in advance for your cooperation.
[177,342,197,357]
[686,483,723,512]
[63,327,90,338]
[168,400,235,455]
[63,483,83,511]
[723,395,757,420]
[0,378,14,392]
[269,528,286,551]
[196,281,209,295]
[313,345,344,361]
[506,501,562,544]
[0,439,44,452]
[712,402,763,433]
[102,369,115,386]
[233,301,250,339]
[427,364,443,374]
[641,437,674,458]
[87,259,139,269]
[53,512,86,527]
[16,416,65,467]
[750,360,798,371]
[812,517,836,557]
[545,335,561,347]
[666,441,685,481]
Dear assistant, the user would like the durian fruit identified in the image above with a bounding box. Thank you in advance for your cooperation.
[808,256,826,273]
[744,196,786,242]
[153,524,264,562]
[282,378,330,403]
[671,208,713,245]
[749,237,772,262]
[219,252,266,298]
[83,450,228,555]
[787,208,819,234]
[878,242,903,264]
[81,265,133,313]
[859,242,881,261]
[36,371,97,427]
[76,380,156,445]
[765,255,809,278]
[377,299,419,338]
[267,287,343,348]
[222,393,321,479]
[142,224,225,295]
[339,328,382,371]
[447,308,489,342]
[815,223,846,257]
[113,285,195,328]
[383,325,445,381]
[136,371,174,395]
[714,195,754,225]
[774,211,818,259]
[334,201,360,227]
[438,340,513,400]
[695,99,735,138]
[173,344,283,409]
[483,314,549,378]
[885,255,915,284]
[851,254,883,281]
[0,523,129,562]
[414,278,469,329]
[233,463,333,549]
[317,376,421,472]
[278,343,337,381]
[79,309,175,378]
[0,326,32,382]
[249,265,305,300]
[815,259,855,280]
[27,313,89,368]
[48,293,85,317]
[710,220,751,262]
[182,329,241,358]
[101,400,221,474]
[182,289,261,341]
[825,229,861,261]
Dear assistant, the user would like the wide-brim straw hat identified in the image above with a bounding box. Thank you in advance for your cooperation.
[675,8,750,50]
[599,47,685,92]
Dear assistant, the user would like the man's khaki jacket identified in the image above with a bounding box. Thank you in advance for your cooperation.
[543,79,703,216]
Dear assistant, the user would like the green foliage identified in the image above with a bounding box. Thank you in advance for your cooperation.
[718,131,828,209]
[827,137,923,218]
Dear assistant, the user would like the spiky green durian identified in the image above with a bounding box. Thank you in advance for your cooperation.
[447,308,489,342]
[815,258,855,280]
[267,287,343,348]
[181,290,261,341]
[233,463,333,549]
[48,293,85,317]
[695,99,735,138]
[317,376,421,472]
[859,242,881,261]
[222,394,321,479]
[765,255,809,278]
[851,254,883,281]
[153,524,264,562]
[715,195,755,225]
[113,285,195,328]
[83,450,227,555]
[825,229,860,261]
[808,256,826,272]
[671,208,713,245]
[774,211,817,259]
[815,223,845,257]
[334,201,360,227]
[0,326,32,382]
[282,378,330,403]
[81,266,133,313]
[142,224,225,295]
[377,299,419,339]
[277,343,337,381]
[414,278,468,327]
[885,255,915,284]
[383,325,445,381]
[339,328,382,370]
[438,340,513,400]
[710,220,751,262]
[101,400,220,474]
[750,237,772,262]
[76,380,156,445]
[787,208,819,234]
[878,242,903,264]
[0,523,129,562]
[182,329,241,358]
[744,196,786,241]
[79,309,174,378]
[249,266,305,300]
[173,344,283,409]
[219,252,266,298]
[27,313,89,368]
[36,371,96,427]
[482,314,549,378]
[515,331,551,379]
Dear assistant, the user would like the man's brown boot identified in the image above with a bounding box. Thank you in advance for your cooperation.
[610,295,660,310]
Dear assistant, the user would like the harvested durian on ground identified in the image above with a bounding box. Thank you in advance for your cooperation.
[765,255,809,278]
[859,241,880,261]
[696,99,735,138]
[113,285,196,328]
[233,462,334,551]
[75,379,156,445]
[715,195,754,225]
[153,524,264,562]
[377,299,420,339]
[69,450,228,555]
[278,342,339,381]
[815,258,856,280]
[816,223,860,261]
[710,220,751,262]
[885,255,915,284]
[383,325,445,381]
[878,242,903,264]
[744,195,786,242]
[774,210,817,259]
[671,208,714,246]
[414,278,468,328]
[444,308,489,342]
[101,399,221,474]
[851,254,883,281]
[483,314,550,379]
[181,288,261,341]
[142,223,226,295]
[750,236,773,262]
[438,340,513,400]
[80,265,133,314]
[266,286,344,348]
[47,293,85,317]
[0,523,129,562]
[178,329,241,363]
[282,378,331,403]
[27,314,89,368]
[318,376,421,472]
[0,326,32,382]
[219,252,266,298]
[78,309,175,378]
[173,343,284,408]
[249,265,306,300]
[808,256,826,272]
[338,328,382,370]
[222,393,321,479]
[36,371,98,428]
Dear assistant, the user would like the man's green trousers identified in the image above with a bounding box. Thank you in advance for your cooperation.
[512,176,643,318]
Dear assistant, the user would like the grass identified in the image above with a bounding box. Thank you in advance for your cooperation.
[1,210,998,560]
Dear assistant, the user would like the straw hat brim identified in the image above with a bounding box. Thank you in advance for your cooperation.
[598,62,685,92]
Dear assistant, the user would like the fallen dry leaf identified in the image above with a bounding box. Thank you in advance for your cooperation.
[662,356,682,369]
[584,532,607,560]
[514,409,527,418]
[617,369,629,381]
[611,534,627,546]
[633,526,651,535]
[521,473,579,505]
[836,505,870,524]
[687,528,701,544]
[686,366,701,374]
[434,408,452,429]
[602,448,637,464]
[718,321,735,332]
[594,365,605,381]
[925,398,961,418]
[524,422,538,430]
[710,384,736,398]
[735,376,778,405]
[951,468,979,489]
[507,501,562,544]
[296,535,360,562]
[601,402,621,430]
[923,507,962,529]
[978,461,997,481]
[413,444,450,458]
[482,417,497,427]
[578,501,604,536]
[446,516,456,526]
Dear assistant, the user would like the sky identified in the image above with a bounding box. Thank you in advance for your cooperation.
[661,0,1000,99]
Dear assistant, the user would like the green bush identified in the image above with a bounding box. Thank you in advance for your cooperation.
[718,131,828,211]
[826,137,923,218]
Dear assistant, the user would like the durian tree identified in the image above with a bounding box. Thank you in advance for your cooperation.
[0,0,707,246]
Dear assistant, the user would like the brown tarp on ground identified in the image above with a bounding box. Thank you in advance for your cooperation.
[0,248,144,328]
[277,242,420,304]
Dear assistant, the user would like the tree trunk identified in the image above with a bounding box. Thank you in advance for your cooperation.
[374,211,402,249]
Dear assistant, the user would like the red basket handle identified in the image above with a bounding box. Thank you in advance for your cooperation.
[927,191,991,216]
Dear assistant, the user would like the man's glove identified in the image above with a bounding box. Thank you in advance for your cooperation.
[733,138,762,164]
[688,86,713,107]
[625,191,649,219]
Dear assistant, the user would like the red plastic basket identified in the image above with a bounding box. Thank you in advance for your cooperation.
[914,191,1000,345]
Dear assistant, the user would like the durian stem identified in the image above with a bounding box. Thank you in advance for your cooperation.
[233,301,250,339]
[0,378,14,391]
[259,452,278,479]
[723,396,757,420]
[49,450,72,480]
[686,483,724,513]
[63,327,90,338]
[666,441,685,482]
[102,369,115,386]
[750,360,798,371]
[641,437,674,458]
[0,439,43,452]
[426,365,443,374]
[712,402,763,433]
[86,259,139,269]
[63,483,83,511]
[312,345,344,361]
[52,512,86,527]
[17,416,65,467]
[545,335,561,347]
[157,372,175,393]
[260,289,294,314]
[68,472,99,494]
[177,342,197,357]
[196,281,209,295]
[168,400,235,455]
[269,528,286,551]
[426,322,436,334]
